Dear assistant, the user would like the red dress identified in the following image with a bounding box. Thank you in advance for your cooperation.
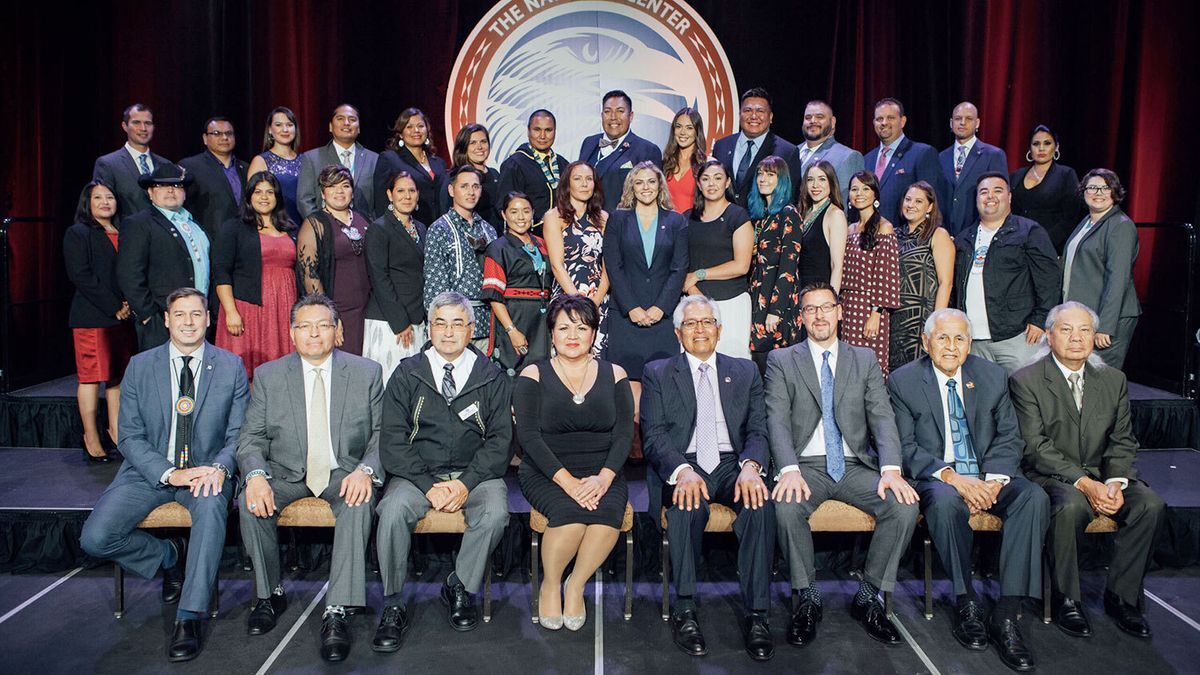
[217,233,297,379]
[666,169,695,214]
[840,231,900,376]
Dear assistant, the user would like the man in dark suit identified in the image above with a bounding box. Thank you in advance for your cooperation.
[238,293,384,662]
[862,98,945,226]
[297,103,379,220]
[641,295,776,662]
[93,103,171,215]
[797,100,864,198]
[765,282,919,648]
[888,308,1046,672]
[497,109,570,231]
[1011,301,1165,640]
[80,288,248,662]
[178,117,248,237]
[940,102,1009,236]
[712,88,802,207]
[116,163,211,352]
[953,172,1061,373]
[578,90,662,213]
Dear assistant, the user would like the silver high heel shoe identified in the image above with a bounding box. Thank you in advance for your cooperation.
[563,573,586,631]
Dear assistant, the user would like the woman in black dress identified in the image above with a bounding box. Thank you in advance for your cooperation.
[482,192,552,375]
[448,123,501,227]
[373,108,449,226]
[797,160,849,291]
[515,295,633,631]
[1010,124,1084,254]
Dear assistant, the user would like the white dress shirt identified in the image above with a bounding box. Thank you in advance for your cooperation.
[161,343,204,483]
[965,224,999,339]
[732,132,762,176]
[425,348,476,396]
[302,354,337,465]
[124,142,154,172]
[332,140,356,174]
[930,365,1009,484]
[1051,355,1128,490]
[597,131,629,161]
[667,353,755,484]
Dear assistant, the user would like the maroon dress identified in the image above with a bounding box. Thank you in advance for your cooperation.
[840,230,900,375]
[331,215,371,355]
[217,232,297,379]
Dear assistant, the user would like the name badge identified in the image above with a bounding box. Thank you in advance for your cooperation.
[458,403,479,421]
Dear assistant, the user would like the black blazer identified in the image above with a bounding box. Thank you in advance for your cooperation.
[578,131,662,213]
[364,211,427,333]
[373,147,448,227]
[639,352,769,482]
[92,147,172,215]
[1010,163,1084,253]
[712,131,803,207]
[115,207,198,320]
[64,222,125,328]
[213,217,295,305]
[178,151,248,237]
[497,145,571,228]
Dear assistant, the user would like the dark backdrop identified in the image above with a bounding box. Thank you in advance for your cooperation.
[2,0,1197,388]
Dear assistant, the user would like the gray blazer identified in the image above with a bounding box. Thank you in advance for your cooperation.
[801,136,864,198]
[297,141,380,221]
[93,147,173,215]
[1063,207,1141,334]
[764,339,901,472]
[237,350,384,485]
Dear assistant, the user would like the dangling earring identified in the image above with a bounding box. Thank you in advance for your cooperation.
[1053,149,1061,161]
[873,199,880,209]
[1025,150,1033,163]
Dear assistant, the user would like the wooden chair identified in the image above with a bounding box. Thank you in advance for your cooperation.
[529,503,635,622]
[112,502,219,619]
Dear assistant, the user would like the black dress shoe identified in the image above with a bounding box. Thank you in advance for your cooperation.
[81,444,111,463]
[319,609,352,662]
[787,600,822,646]
[167,619,202,662]
[372,605,410,653]
[670,608,707,656]
[247,593,288,636]
[440,580,479,631]
[850,599,901,645]
[742,614,775,662]
[161,539,186,604]
[988,617,1035,672]
[1104,591,1152,638]
[953,600,989,650]
[1053,595,1093,638]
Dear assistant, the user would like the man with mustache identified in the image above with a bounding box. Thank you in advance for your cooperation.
[796,100,863,198]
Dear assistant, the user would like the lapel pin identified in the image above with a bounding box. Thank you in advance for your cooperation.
[965,381,975,389]
[724,376,732,383]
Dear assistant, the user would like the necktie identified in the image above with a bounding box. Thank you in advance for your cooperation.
[1067,372,1083,412]
[875,146,891,177]
[821,351,845,481]
[955,146,967,178]
[137,154,151,175]
[174,355,195,469]
[946,379,979,477]
[340,149,353,171]
[306,367,331,496]
[798,147,812,172]
[693,363,720,474]
[442,363,457,403]
[736,139,755,184]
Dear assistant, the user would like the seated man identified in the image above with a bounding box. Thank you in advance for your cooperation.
[237,293,384,663]
[888,308,1047,672]
[641,295,776,662]
[1011,301,1166,639]
[80,287,248,662]
[374,291,512,650]
[764,282,919,648]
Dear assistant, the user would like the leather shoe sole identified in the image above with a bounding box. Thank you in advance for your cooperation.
[953,625,989,651]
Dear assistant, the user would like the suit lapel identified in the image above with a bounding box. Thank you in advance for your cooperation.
[288,354,309,457]
[880,137,910,186]
[151,208,191,256]
[1042,358,1080,426]
[352,144,370,187]
[155,346,173,434]
[794,342,822,403]
[1080,362,1104,428]
[193,345,216,417]
[833,342,851,407]
[672,355,698,433]
[960,146,983,184]
[960,359,981,438]
[715,354,735,427]
[648,209,670,268]
[921,361,946,447]
[330,351,350,459]
[119,151,142,182]
[203,151,238,203]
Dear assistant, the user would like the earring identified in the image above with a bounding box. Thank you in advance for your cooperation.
[1053,149,1061,161]
[1025,150,1033,163]
[873,200,880,209]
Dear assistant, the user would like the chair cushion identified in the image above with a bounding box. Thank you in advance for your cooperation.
[276,497,336,527]
[414,509,467,534]
[1086,515,1118,533]
[969,513,1004,531]
[136,502,192,528]
[530,503,633,533]
[809,500,877,531]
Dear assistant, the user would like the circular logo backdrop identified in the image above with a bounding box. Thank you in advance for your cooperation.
[446,0,737,165]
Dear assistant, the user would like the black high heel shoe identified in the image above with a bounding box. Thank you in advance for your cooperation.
[81,437,112,463]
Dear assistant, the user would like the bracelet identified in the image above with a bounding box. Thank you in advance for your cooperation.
[505,325,515,333]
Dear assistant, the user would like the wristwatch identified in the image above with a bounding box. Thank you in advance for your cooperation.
[357,463,382,486]
[504,325,516,334]
[695,268,707,281]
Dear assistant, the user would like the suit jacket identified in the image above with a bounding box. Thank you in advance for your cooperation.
[373,147,448,227]
[578,131,662,213]
[364,211,427,333]
[713,131,803,207]
[863,136,945,227]
[236,350,384,485]
[939,140,1009,236]
[64,222,125,327]
[764,340,901,472]
[114,342,248,488]
[887,354,1024,480]
[297,141,379,221]
[115,207,199,321]
[952,214,1061,342]
[497,145,570,227]
[800,136,864,198]
[93,147,172,215]
[1063,207,1141,333]
[178,151,248,237]
[640,352,769,482]
[1010,355,1139,485]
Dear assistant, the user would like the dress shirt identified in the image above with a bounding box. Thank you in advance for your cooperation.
[667,352,759,484]
[302,354,337,465]
[124,142,154,173]
[965,224,999,339]
[425,348,476,396]
[1051,355,1128,490]
[875,133,906,171]
[333,140,356,174]
[930,365,1009,484]
[798,141,821,172]
[732,132,763,177]
[161,342,205,483]
[154,205,211,294]
[597,131,630,161]
[215,152,243,204]
[954,136,978,167]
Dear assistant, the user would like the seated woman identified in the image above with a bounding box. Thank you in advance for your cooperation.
[515,295,633,632]
[483,192,553,374]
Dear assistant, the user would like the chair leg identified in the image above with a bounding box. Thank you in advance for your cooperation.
[923,536,934,620]
[113,563,124,619]
[209,574,220,618]
[530,532,541,624]
[1042,556,1052,624]
[484,559,493,623]
[623,530,633,621]
[660,530,670,621]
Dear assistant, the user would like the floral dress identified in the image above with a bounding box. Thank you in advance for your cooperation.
[749,205,804,352]
[554,213,608,354]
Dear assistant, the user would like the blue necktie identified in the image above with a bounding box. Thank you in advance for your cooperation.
[821,351,844,481]
[137,154,151,175]
[736,139,755,184]
[946,379,979,476]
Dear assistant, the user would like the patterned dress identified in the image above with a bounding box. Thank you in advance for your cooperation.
[555,214,608,354]
[749,205,804,352]
[840,230,900,375]
[889,227,939,372]
[261,151,302,226]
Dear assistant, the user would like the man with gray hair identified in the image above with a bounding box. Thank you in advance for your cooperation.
[1011,301,1164,640]
[888,308,1046,672]
[374,291,512,650]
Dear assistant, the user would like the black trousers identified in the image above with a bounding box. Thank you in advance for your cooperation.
[134,316,169,353]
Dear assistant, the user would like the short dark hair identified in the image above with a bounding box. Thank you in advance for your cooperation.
[874,97,905,117]
[602,90,632,110]
[740,87,772,108]
[805,99,833,112]
[167,287,208,311]
[74,181,119,229]
[331,102,360,119]
[528,109,556,127]
[318,164,354,190]
[449,164,483,184]
[798,281,839,306]
[546,294,600,334]
[122,103,151,123]
[290,293,340,326]
[203,116,232,134]
[501,191,530,212]
[975,171,1009,189]
[1079,168,1127,203]
[384,169,416,196]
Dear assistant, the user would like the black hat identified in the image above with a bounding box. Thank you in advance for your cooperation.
[137,162,194,189]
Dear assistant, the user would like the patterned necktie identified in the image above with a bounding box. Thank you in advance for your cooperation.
[875,146,891,177]
[955,146,967,178]
[340,149,353,171]
[798,147,812,172]
[137,154,151,175]
[821,351,845,481]
[442,363,457,403]
[946,379,979,476]
[174,355,194,469]
[736,138,755,184]
[1068,372,1083,412]
[306,367,331,496]
[693,363,720,474]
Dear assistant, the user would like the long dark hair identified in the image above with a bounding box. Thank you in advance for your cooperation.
[849,170,882,250]
[261,106,299,152]
[799,160,844,217]
[240,171,296,231]
[662,107,707,176]
[386,107,437,156]
[75,181,120,229]
[903,181,942,244]
[555,161,604,227]
[452,123,490,168]
[690,158,735,220]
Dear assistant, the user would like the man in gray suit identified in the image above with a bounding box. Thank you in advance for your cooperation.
[765,281,919,648]
[93,103,172,215]
[238,293,384,663]
[297,103,379,220]
[888,308,1046,672]
[80,288,249,662]
[796,100,864,198]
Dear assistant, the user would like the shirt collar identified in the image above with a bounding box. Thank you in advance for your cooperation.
[153,204,197,225]
[1051,354,1085,382]
[301,353,334,376]
[931,364,964,391]
[806,339,839,366]
[332,140,356,155]
[881,133,906,154]
[168,341,205,365]
[955,136,978,155]
[738,130,766,148]
[684,351,717,375]
[426,347,474,374]
[125,142,148,158]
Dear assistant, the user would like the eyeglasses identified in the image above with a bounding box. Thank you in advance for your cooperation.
[205,130,235,138]
[292,322,337,333]
[679,318,719,330]
[431,319,472,332]
[1083,185,1112,194]
[801,303,839,316]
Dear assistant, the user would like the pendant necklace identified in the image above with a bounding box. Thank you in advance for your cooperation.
[556,357,591,405]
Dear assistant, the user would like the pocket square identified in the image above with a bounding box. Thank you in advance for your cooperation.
[896,168,907,175]
[620,161,634,169]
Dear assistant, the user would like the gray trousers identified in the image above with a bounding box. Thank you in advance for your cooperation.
[375,477,509,595]
[239,469,374,607]
[775,457,918,592]
[972,332,1043,374]
[1096,316,1138,370]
